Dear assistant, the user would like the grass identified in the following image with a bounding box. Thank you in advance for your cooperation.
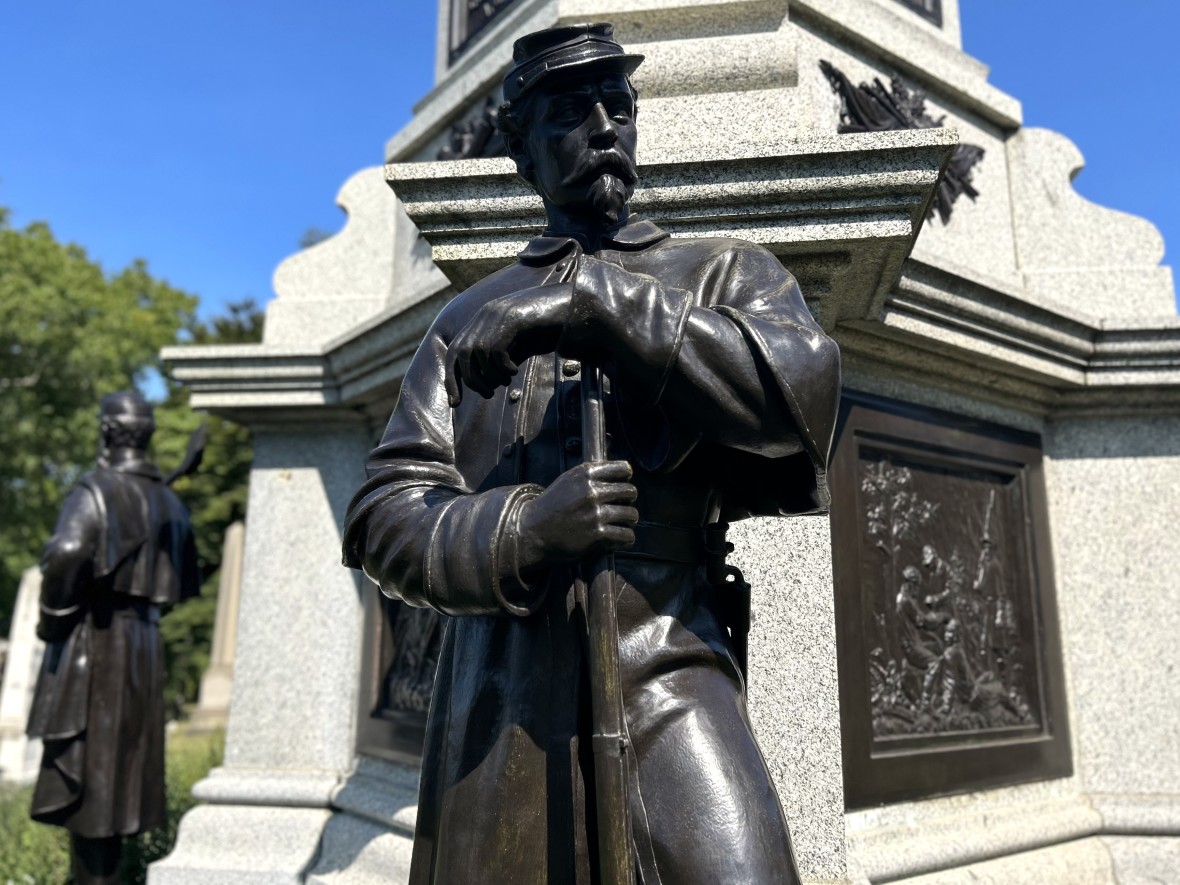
[0,728,224,885]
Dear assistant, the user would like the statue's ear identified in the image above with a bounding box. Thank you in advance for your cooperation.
[504,134,535,183]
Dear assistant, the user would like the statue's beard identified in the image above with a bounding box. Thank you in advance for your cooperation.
[556,148,639,227]
[587,172,632,225]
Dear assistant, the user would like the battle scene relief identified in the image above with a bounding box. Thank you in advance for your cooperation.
[858,452,1040,741]
[382,604,444,716]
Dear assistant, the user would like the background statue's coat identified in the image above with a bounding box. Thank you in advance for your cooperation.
[27,459,199,838]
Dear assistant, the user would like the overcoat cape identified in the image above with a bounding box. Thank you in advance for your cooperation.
[27,460,199,837]
[343,218,840,884]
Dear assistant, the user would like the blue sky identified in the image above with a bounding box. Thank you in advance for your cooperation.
[2,1,1177,321]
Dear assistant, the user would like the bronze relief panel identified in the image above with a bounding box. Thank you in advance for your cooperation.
[831,394,1071,808]
[450,0,521,63]
[895,0,943,26]
[357,593,444,762]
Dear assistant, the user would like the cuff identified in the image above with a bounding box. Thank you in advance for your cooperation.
[37,603,81,643]
[492,485,547,617]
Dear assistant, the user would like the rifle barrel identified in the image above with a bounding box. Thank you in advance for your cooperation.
[580,360,636,885]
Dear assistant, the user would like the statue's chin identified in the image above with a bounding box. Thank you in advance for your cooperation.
[588,173,632,226]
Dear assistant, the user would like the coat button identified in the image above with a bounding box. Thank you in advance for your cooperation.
[509,388,522,403]
[564,437,582,454]
[562,359,581,377]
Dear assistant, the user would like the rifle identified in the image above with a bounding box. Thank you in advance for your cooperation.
[580,359,636,885]
[164,423,208,486]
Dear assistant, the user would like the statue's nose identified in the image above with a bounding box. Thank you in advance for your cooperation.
[587,103,618,148]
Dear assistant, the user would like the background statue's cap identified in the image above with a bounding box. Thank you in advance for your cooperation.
[100,389,154,419]
[503,23,643,104]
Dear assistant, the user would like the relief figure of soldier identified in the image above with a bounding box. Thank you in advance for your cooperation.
[343,23,841,885]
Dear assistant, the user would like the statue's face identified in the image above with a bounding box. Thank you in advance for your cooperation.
[515,71,639,227]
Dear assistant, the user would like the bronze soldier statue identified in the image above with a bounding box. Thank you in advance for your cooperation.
[343,23,840,884]
[27,391,200,885]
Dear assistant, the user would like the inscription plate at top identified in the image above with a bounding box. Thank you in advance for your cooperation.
[895,0,943,27]
[450,0,521,63]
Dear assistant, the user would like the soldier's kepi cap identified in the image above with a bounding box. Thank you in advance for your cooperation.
[503,23,644,104]
[100,390,154,419]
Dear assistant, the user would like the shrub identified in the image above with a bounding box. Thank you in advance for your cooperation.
[0,728,224,884]
[0,781,70,885]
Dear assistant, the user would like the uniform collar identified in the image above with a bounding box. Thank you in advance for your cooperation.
[99,453,163,481]
[518,216,669,265]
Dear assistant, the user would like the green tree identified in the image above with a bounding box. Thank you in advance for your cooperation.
[0,207,195,635]
[0,209,261,721]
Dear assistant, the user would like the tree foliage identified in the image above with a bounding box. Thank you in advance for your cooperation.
[0,209,262,719]
[0,208,195,635]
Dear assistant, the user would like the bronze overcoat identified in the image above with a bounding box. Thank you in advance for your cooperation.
[27,458,199,838]
[343,218,840,884]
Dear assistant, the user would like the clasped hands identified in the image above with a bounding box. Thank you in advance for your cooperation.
[444,253,656,408]
[444,280,573,408]
[443,256,643,566]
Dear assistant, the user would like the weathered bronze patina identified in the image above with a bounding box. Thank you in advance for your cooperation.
[343,23,840,884]
[829,394,1072,809]
[26,391,200,885]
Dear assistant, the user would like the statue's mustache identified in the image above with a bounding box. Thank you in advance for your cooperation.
[560,149,639,188]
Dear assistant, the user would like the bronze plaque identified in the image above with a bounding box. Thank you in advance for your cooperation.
[357,593,444,762]
[830,394,1071,808]
[895,0,942,26]
[450,0,522,63]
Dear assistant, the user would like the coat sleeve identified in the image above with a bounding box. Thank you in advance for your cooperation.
[342,323,545,617]
[563,243,841,515]
[38,486,100,642]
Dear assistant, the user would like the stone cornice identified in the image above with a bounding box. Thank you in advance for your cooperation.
[388,130,957,327]
[839,257,1180,418]
[161,290,449,427]
[163,131,1179,427]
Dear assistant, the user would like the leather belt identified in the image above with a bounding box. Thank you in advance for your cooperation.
[615,521,706,565]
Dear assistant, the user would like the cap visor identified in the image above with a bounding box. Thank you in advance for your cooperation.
[520,52,644,96]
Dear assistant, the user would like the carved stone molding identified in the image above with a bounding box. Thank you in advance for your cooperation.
[1008,127,1176,320]
[265,167,398,348]
[389,130,954,316]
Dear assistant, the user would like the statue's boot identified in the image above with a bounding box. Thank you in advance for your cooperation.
[71,834,122,885]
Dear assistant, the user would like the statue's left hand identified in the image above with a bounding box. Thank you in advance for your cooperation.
[445,284,572,406]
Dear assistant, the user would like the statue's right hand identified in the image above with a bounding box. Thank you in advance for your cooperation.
[515,461,638,567]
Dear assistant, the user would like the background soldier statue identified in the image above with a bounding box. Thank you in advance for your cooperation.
[343,23,840,885]
[26,391,200,885]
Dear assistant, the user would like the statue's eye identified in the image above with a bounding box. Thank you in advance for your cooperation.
[606,99,633,122]
[553,105,582,124]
